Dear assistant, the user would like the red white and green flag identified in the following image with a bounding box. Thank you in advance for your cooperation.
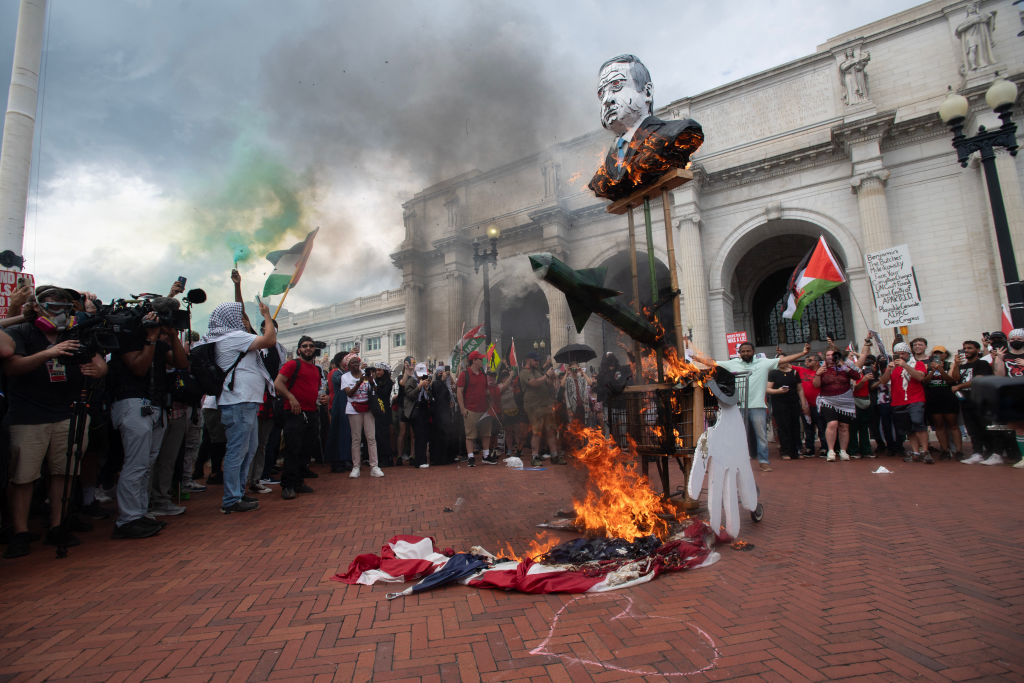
[262,228,319,296]
[782,236,846,322]
[449,323,486,374]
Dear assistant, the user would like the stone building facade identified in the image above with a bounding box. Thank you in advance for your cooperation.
[392,0,1023,361]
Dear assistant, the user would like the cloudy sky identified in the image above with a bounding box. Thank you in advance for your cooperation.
[0,0,923,323]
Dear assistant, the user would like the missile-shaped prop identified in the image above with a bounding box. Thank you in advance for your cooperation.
[528,253,662,348]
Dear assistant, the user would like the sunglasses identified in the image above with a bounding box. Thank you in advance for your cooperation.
[299,344,317,349]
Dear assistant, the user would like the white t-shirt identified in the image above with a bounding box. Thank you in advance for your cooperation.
[340,371,370,415]
[215,331,272,405]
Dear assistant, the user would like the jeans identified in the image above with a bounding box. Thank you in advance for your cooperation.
[746,407,770,464]
[112,399,166,526]
[219,402,260,508]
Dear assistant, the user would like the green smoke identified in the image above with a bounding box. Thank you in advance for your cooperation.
[187,136,309,265]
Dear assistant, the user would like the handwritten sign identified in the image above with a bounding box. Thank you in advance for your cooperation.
[726,331,748,358]
[864,245,925,327]
[0,270,34,319]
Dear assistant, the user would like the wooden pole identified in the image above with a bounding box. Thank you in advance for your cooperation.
[627,206,643,371]
[661,188,685,353]
[272,287,291,320]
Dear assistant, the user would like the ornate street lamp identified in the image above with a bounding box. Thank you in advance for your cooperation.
[939,78,1021,326]
[473,224,500,348]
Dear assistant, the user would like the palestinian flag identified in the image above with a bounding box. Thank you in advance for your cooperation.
[262,228,319,296]
[508,338,518,369]
[782,236,846,322]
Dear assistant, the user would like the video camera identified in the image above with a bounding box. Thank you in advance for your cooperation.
[57,289,205,365]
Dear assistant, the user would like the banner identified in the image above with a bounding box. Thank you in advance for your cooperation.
[864,245,925,327]
[0,270,35,319]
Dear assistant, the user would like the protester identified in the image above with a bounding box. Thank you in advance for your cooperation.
[766,356,805,461]
[690,341,809,471]
[2,286,107,557]
[404,362,433,468]
[992,328,1024,378]
[274,336,322,499]
[812,344,864,462]
[518,352,561,466]
[848,354,877,458]
[953,340,994,464]
[325,353,352,472]
[397,355,416,463]
[877,341,930,463]
[341,355,382,478]
[456,350,497,467]
[249,318,286,493]
[923,345,961,459]
[369,362,395,467]
[207,300,276,513]
[794,354,826,456]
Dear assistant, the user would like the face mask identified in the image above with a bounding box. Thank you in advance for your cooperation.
[34,311,70,333]
[1010,341,1024,351]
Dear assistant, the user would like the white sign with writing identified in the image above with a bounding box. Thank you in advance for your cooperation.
[864,245,925,327]
[0,270,34,320]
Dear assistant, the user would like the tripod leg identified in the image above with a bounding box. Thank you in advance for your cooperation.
[56,385,92,559]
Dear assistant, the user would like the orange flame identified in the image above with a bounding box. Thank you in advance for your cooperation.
[497,531,562,562]
[568,425,680,541]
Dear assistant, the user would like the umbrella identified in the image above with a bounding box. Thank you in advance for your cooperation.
[554,343,597,365]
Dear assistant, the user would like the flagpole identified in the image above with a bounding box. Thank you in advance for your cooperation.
[272,287,291,320]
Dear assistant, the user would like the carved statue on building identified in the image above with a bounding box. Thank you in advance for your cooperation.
[955,2,997,72]
[838,47,871,105]
[588,54,703,202]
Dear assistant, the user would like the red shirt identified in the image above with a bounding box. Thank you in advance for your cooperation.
[817,366,860,397]
[457,368,489,412]
[795,366,820,403]
[891,361,925,406]
[279,359,321,412]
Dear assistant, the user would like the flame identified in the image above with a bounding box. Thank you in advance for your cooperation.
[498,531,562,562]
[589,124,704,201]
[569,424,681,541]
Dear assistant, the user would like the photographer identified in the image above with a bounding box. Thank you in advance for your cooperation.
[811,340,867,462]
[341,354,382,478]
[108,297,188,538]
[953,340,994,464]
[274,336,322,499]
[2,286,106,558]
[403,362,433,468]
[206,301,276,514]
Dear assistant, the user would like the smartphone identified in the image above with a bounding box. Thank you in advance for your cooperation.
[176,275,187,288]
[16,276,27,288]
[255,295,263,307]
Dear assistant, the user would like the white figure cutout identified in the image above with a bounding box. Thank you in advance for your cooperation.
[687,401,758,538]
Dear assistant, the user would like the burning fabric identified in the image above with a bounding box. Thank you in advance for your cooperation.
[333,520,724,599]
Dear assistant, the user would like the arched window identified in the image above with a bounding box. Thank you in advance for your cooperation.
[753,268,846,346]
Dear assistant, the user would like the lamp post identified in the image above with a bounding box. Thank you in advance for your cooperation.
[938,78,1021,326]
[473,225,500,349]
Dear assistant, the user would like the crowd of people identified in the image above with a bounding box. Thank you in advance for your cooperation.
[692,332,1024,471]
[1,271,1021,561]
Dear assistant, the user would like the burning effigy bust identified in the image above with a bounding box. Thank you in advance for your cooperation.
[589,54,703,201]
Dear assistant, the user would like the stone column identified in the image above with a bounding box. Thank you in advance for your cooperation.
[707,288,734,359]
[675,214,710,353]
[404,280,424,360]
[850,168,893,256]
[544,281,574,357]
[444,269,465,352]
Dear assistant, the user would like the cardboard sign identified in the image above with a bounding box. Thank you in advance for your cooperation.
[726,331,748,358]
[864,245,926,327]
[0,270,35,320]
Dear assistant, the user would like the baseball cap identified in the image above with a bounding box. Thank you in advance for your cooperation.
[414,362,429,377]
[467,350,486,361]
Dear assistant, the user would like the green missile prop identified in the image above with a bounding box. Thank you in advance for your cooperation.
[528,252,662,347]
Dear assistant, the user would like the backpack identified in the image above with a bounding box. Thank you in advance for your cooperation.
[190,342,245,398]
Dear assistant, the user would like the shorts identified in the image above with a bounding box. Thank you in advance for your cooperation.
[526,404,555,435]
[893,402,927,434]
[462,410,488,440]
[819,404,853,425]
[924,389,958,418]
[9,419,89,484]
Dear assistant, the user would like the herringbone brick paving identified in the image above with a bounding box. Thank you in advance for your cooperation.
[1,452,1022,682]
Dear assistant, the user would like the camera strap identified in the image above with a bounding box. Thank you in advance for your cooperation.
[224,352,246,392]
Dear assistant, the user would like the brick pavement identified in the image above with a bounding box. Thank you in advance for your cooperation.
[1,453,1023,682]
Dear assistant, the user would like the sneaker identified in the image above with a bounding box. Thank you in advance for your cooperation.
[482,455,499,465]
[903,452,915,462]
[3,532,33,558]
[249,482,272,494]
[295,484,314,494]
[44,527,81,547]
[922,453,935,464]
[541,453,552,460]
[241,495,259,503]
[149,502,186,516]
[758,462,773,472]
[349,467,361,478]
[418,464,430,469]
[182,480,207,493]
[826,450,836,462]
[112,518,160,539]
[1013,458,1024,469]
[551,454,567,465]
[961,453,985,464]
[531,455,543,467]
[94,486,114,503]
[467,456,476,468]
[838,450,850,461]
[370,467,384,477]
[139,515,167,529]
[221,500,259,513]
[259,477,281,485]
[981,453,1005,466]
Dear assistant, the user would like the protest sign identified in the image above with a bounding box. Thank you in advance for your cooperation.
[864,245,925,327]
[726,331,748,358]
[0,270,34,319]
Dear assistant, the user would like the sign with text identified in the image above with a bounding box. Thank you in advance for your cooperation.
[0,270,34,320]
[864,245,925,327]
[726,331,748,358]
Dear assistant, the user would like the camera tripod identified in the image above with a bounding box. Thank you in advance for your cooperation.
[54,378,94,559]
